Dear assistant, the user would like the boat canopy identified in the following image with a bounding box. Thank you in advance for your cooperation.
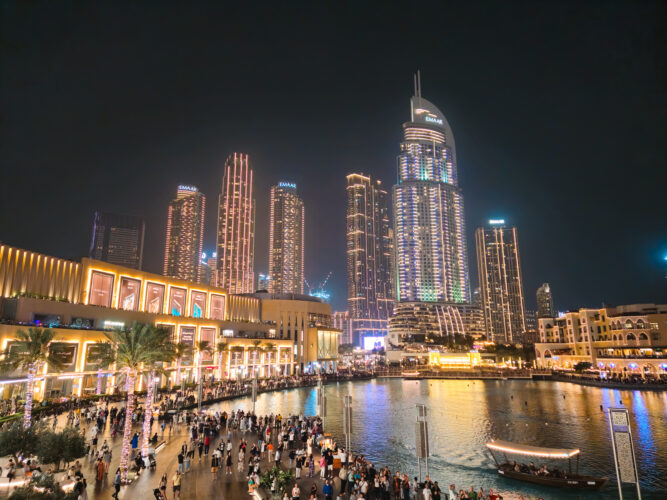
[486,440,580,459]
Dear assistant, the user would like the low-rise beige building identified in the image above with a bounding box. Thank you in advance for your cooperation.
[535,303,667,376]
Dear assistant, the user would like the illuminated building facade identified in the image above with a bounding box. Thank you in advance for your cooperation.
[536,282,556,318]
[332,311,352,345]
[475,221,526,343]
[535,303,667,374]
[346,173,393,345]
[164,185,206,283]
[90,212,145,270]
[216,153,255,294]
[257,273,270,291]
[268,182,304,294]
[392,79,469,304]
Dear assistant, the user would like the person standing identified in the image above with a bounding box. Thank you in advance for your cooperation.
[112,468,121,499]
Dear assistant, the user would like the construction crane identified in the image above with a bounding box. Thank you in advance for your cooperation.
[304,271,333,302]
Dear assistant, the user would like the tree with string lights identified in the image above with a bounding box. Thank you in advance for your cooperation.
[0,328,64,429]
[104,323,171,481]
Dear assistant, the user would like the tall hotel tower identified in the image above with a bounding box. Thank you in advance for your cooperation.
[392,76,470,304]
[163,185,206,283]
[90,212,145,270]
[216,153,255,293]
[475,220,526,343]
[346,173,394,345]
[268,182,305,294]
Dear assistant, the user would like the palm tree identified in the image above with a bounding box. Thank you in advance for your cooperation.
[104,323,171,480]
[195,341,213,412]
[263,342,277,378]
[215,342,229,381]
[172,342,193,386]
[1,328,64,428]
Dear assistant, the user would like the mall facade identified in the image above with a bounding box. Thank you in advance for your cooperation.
[0,244,339,400]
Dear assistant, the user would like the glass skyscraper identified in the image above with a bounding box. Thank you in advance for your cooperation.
[164,185,206,283]
[392,83,470,304]
[216,152,255,294]
[269,182,304,294]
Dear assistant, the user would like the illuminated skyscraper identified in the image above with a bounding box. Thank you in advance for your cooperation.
[90,212,145,269]
[346,173,394,345]
[475,220,526,343]
[164,185,206,283]
[536,282,556,318]
[392,75,470,304]
[269,182,305,294]
[216,153,255,294]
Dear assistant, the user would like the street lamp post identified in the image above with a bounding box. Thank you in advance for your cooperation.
[415,404,429,481]
[343,395,352,453]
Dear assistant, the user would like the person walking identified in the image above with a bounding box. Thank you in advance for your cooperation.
[172,471,182,500]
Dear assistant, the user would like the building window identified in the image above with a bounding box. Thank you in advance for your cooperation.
[190,291,206,318]
[210,294,225,320]
[119,277,141,311]
[145,282,165,314]
[89,271,114,307]
[169,287,187,316]
[199,327,216,363]
[178,326,195,366]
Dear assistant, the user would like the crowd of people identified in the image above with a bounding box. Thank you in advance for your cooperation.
[152,405,525,500]
[0,371,530,500]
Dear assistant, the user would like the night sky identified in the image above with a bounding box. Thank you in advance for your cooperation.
[1,2,665,312]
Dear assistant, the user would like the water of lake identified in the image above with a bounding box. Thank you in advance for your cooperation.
[207,378,667,499]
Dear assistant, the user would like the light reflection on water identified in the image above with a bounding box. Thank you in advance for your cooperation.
[206,379,667,499]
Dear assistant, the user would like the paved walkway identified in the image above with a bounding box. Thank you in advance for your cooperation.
[25,403,333,499]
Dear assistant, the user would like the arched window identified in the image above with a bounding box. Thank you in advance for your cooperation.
[625,320,635,329]
[627,333,636,341]
[638,333,648,340]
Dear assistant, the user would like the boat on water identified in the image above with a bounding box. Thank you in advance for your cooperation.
[485,440,608,490]
[401,370,421,379]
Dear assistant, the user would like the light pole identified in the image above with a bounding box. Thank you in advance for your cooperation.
[343,395,352,453]
[415,404,429,481]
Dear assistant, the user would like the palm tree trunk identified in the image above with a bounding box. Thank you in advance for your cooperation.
[23,363,36,429]
[120,371,136,481]
[176,359,181,386]
[141,371,154,458]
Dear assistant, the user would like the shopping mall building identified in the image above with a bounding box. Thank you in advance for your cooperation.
[0,244,339,400]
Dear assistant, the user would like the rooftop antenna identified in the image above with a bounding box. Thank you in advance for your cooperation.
[417,70,422,97]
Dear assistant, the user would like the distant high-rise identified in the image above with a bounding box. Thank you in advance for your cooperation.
[269,182,304,294]
[90,212,145,269]
[164,185,206,283]
[536,283,556,318]
[475,220,526,343]
[257,273,271,291]
[393,74,469,303]
[346,173,394,345]
[332,311,352,345]
[216,153,255,294]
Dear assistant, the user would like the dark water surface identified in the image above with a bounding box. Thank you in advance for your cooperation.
[207,378,667,499]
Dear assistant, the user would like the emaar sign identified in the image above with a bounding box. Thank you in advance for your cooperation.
[425,116,443,125]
